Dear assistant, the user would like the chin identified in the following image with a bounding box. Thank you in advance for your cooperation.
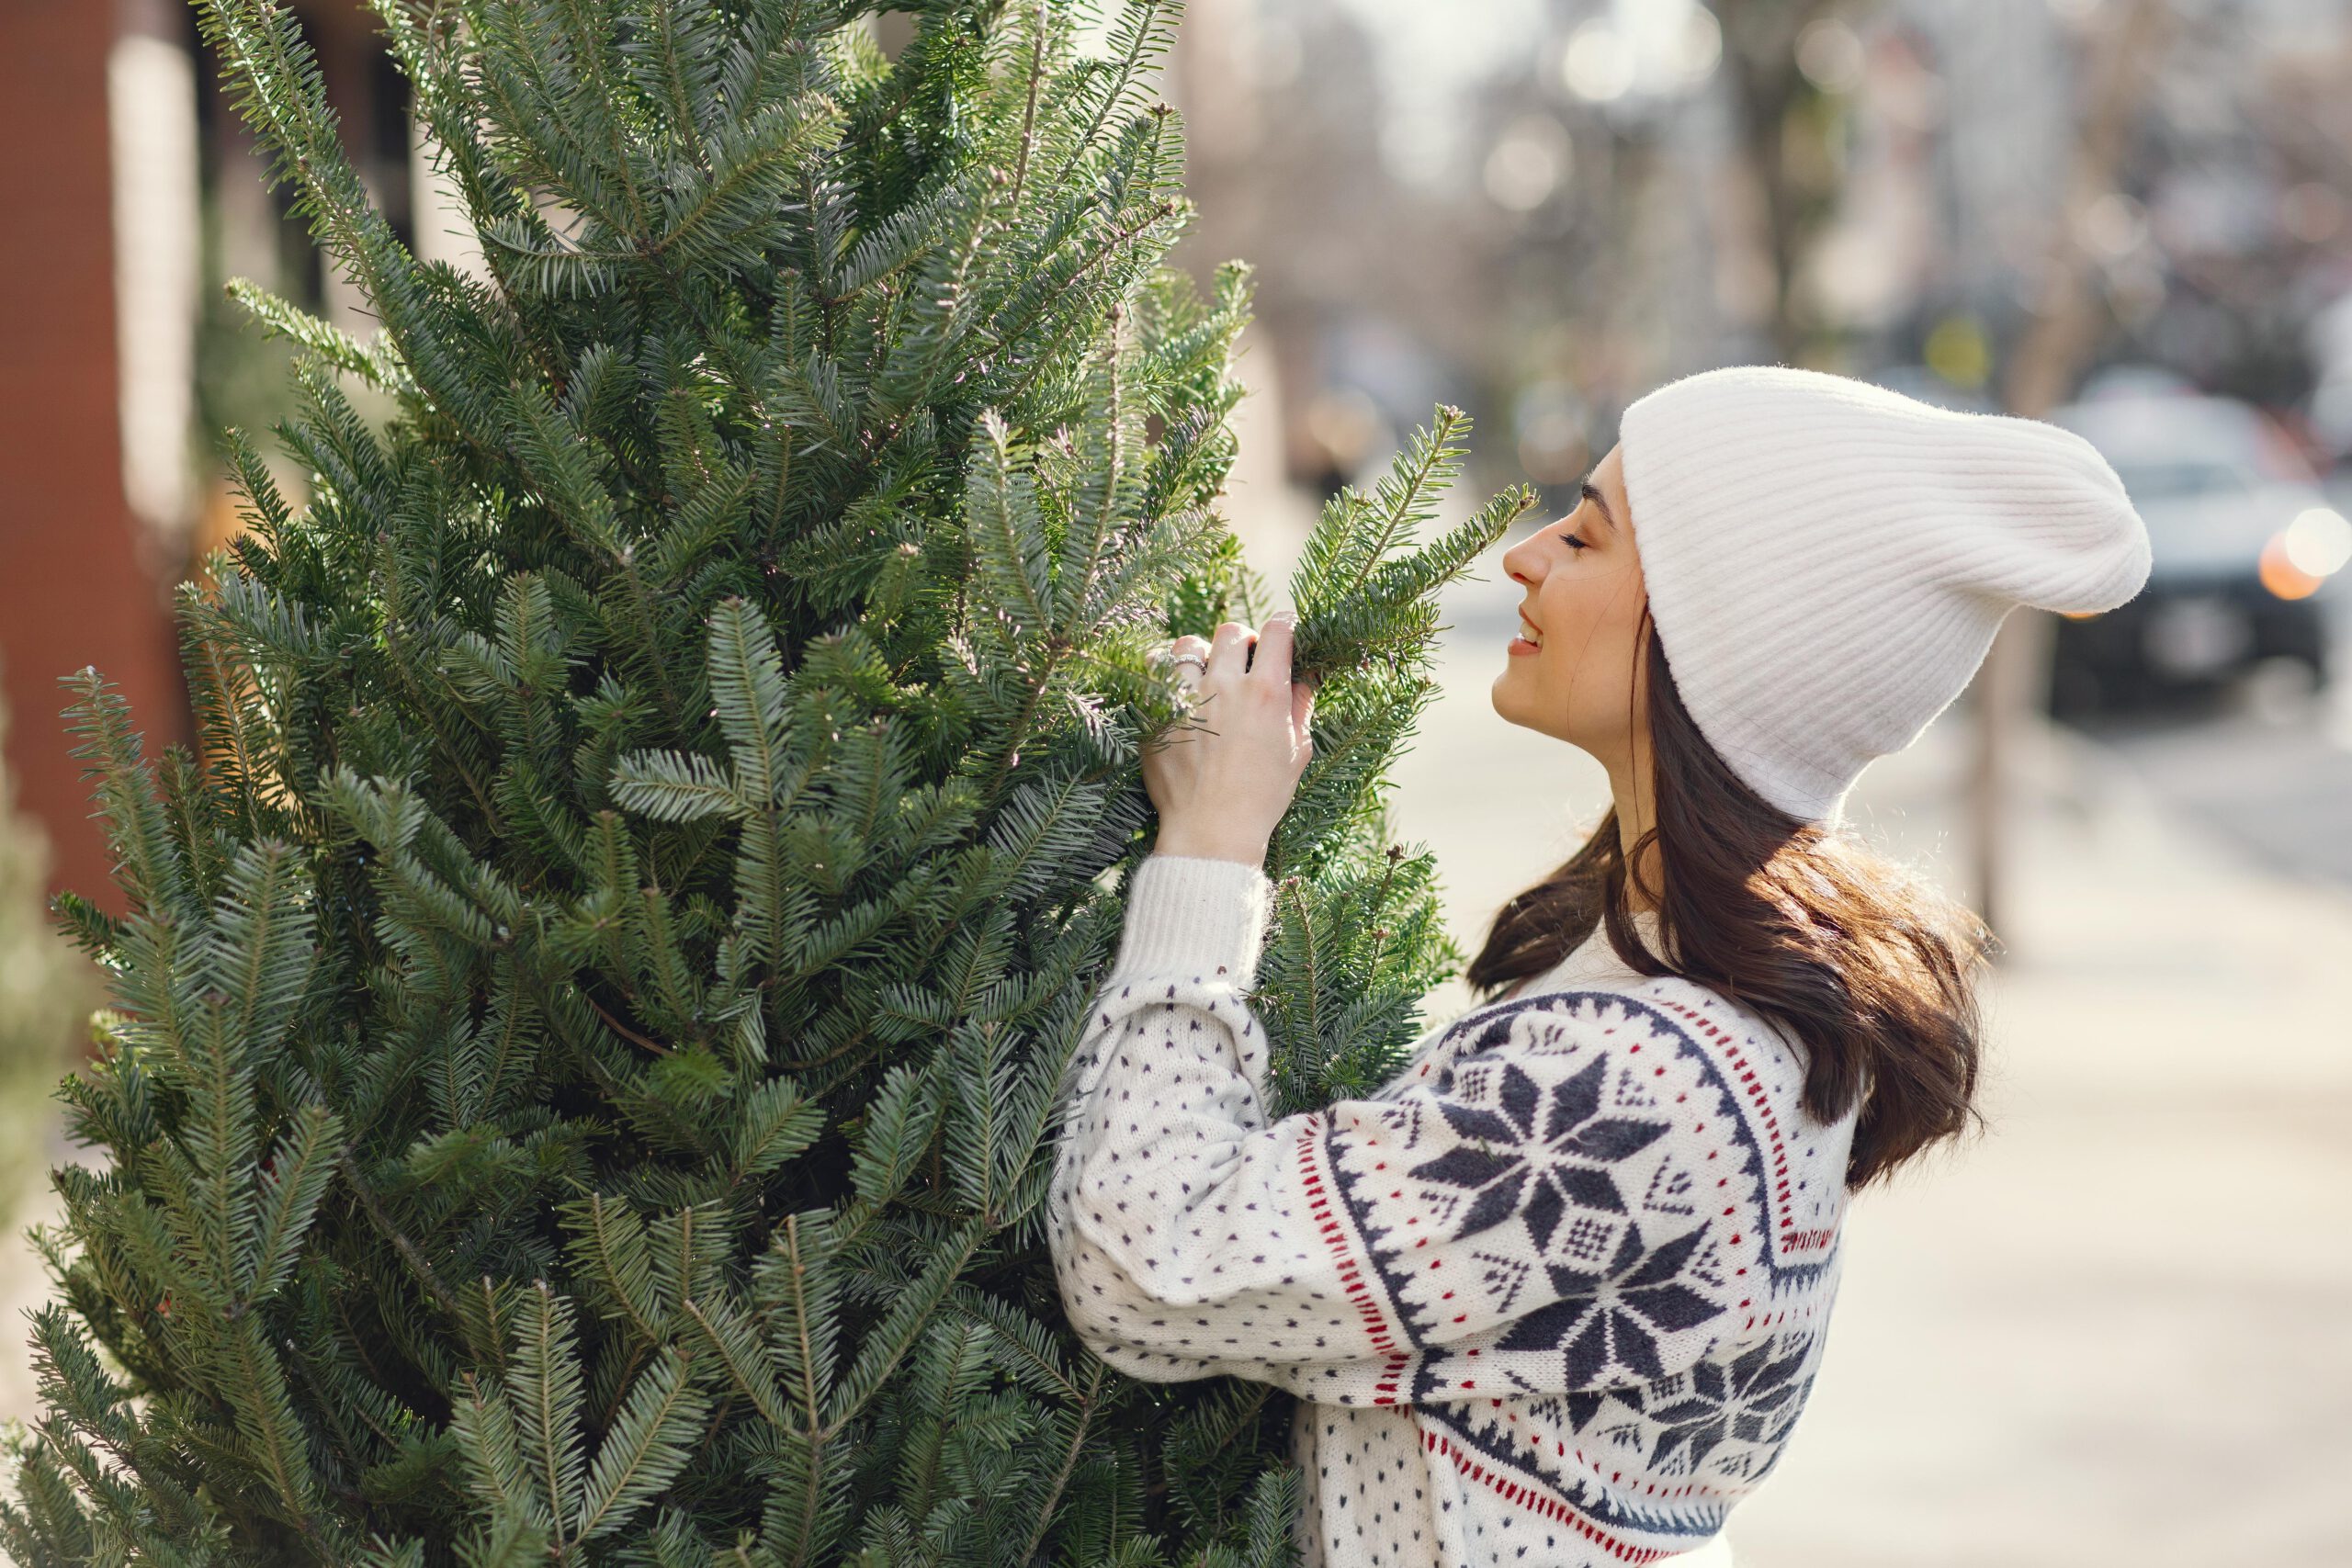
[1488,674,1526,728]
[1491,676,1572,746]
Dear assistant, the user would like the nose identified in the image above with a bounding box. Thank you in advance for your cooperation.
[1502,525,1549,590]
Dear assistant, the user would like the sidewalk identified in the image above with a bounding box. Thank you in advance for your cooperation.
[1388,598,2352,1568]
[0,1104,67,1434]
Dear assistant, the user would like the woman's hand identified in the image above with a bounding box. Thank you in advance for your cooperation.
[1145,613,1317,866]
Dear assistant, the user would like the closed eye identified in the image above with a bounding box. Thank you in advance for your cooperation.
[1558,530,1591,552]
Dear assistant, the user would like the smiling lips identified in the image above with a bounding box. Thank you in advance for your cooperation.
[1514,613,1543,649]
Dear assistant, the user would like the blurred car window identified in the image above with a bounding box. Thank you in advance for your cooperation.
[2110,457,2256,504]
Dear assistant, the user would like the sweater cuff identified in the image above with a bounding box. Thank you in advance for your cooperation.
[1111,853,1275,989]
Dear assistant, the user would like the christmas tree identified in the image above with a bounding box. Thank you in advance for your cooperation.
[0,1,1532,1561]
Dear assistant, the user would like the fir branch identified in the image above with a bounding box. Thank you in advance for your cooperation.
[573,1348,706,1541]
[586,988,672,1056]
[1005,0,1051,228]
[1016,1359,1106,1565]
[513,1282,587,1551]
[1048,0,1179,190]
[243,1104,342,1304]
[220,275,417,398]
[340,1146,465,1325]
[820,1216,986,1440]
[220,1313,334,1550]
[553,0,659,240]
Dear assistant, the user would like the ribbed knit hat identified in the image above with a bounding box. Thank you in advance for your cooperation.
[1617,366,2152,822]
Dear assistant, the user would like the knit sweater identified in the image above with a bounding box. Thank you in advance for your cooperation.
[1046,854,1858,1567]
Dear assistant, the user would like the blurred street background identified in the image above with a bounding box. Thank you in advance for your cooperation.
[1,1,2348,1562]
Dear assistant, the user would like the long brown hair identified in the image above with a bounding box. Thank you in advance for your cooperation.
[1464,610,1992,1190]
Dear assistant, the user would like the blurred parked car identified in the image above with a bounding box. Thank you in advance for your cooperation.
[2073,362,2200,403]
[2046,392,2348,713]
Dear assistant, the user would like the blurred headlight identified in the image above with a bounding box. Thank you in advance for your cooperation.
[2259,534,2324,600]
[2282,507,2352,578]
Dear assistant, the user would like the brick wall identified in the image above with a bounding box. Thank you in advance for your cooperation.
[0,0,191,917]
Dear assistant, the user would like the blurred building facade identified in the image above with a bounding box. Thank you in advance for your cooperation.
[0,0,457,913]
[2,0,192,914]
[1161,0,2352,529]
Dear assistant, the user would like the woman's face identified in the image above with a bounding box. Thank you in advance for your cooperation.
[1489,442,1650,776]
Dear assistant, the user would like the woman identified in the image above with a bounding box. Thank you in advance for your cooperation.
[1046,366,2150,1565]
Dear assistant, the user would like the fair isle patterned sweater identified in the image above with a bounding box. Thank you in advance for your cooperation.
[1046,855,1857,1567]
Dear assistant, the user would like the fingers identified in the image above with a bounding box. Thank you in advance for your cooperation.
[1162,633,1210,677]
[1255,612,1295,688]
[1166,634,1210,692]
[1186,616,1312,715]
[1204,615,1300,683]
[1207,619,1254,682]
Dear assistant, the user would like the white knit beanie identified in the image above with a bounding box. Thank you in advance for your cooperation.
[1617,366,2152,823]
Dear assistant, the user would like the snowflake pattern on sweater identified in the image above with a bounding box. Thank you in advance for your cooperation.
[1046,855,1857,1566]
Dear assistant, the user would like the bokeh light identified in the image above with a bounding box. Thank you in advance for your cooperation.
[2282,506,2352,577]
[2258,532,2326,599]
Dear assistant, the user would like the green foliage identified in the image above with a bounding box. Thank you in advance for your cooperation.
[0,1,1532,1562]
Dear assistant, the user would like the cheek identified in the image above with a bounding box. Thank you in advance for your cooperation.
[1538,575,1643,714]
[1534,578,1611,668]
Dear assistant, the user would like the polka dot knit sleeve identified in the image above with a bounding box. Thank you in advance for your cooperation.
[1047,853,1779,1404]
[1046,852,1327,1383]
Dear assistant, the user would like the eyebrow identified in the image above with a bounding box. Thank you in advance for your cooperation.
[1578,480,1617,536]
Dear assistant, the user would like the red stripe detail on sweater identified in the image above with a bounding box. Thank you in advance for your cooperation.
[1297,1116,1412,1400]
[1654,996,1835,1258]
[1419,1428,1679,1563]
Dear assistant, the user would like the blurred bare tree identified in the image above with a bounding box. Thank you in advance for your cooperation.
[1715,0,1859,363]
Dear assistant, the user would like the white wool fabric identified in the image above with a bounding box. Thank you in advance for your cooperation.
[1617,366,2152,822]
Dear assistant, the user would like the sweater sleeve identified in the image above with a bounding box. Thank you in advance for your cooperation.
[1046,854,1760,1392]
